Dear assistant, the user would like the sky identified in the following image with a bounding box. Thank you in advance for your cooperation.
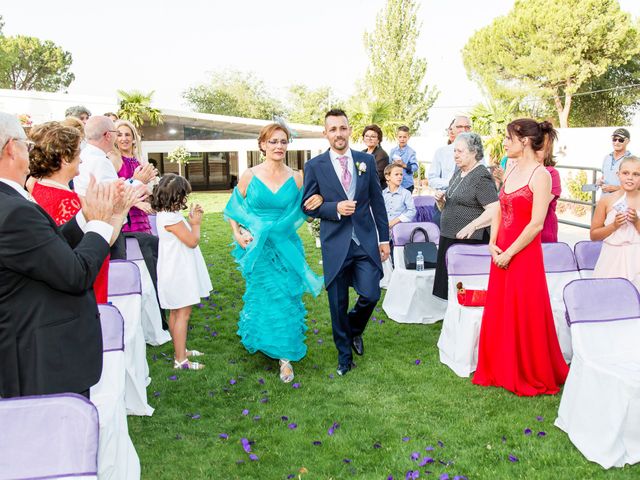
[2,0,640,133]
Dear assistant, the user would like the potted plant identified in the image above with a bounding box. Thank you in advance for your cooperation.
[167,145,190,177]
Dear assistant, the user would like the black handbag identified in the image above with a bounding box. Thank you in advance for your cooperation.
[403,227,438,270]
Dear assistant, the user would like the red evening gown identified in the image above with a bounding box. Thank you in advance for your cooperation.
[472,180,569,396]
[31,182,110,303]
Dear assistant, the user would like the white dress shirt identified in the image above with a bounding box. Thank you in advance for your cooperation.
[0,178,113,243]
[428,143,456,190]
[74,143,118,196]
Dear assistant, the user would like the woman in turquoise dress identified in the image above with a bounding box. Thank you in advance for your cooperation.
[224,123,324,382]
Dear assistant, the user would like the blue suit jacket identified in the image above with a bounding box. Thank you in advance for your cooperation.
[302,149,389,287]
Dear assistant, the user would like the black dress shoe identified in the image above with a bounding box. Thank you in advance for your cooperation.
[336,361,357,376]
[352,335,364,356]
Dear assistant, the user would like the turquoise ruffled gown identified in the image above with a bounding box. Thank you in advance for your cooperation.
[224,176,323,361]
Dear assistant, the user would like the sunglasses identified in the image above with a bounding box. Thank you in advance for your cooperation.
[612,136,627,143]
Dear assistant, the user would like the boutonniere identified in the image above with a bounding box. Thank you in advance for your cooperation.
[355,161,367,176]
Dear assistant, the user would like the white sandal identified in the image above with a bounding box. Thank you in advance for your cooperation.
[174,358,205,370]
[279,359,294,383]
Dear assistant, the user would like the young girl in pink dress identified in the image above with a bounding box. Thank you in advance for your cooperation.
[590,156,640,289]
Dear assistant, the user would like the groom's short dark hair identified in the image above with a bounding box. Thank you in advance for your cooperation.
[325,109,348,122]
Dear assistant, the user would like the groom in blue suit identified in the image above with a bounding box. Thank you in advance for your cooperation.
[303,109,390,376]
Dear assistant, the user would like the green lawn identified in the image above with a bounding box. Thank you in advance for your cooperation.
[129,192,636,479]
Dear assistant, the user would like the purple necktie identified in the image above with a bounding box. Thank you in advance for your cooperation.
[337,155,351,191]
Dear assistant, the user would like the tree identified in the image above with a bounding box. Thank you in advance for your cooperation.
[470,99,520,164]
[347,95,398,142]
[463,0,640,127]
[568,58,640,127]
[287,85,341,126]
[360,0,438,133]
[117,90,163,128]
[0,35,74,91]
[183,71,285,120]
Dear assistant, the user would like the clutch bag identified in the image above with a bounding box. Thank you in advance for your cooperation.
[456,282,487,307]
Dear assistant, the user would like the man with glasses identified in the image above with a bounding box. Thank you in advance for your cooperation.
[0,111,117,397]
[428,115,473,190]
[597,128,632,194]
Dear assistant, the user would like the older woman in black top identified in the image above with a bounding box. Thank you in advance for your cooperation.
[362,124,390,188]
[433,133,499,299]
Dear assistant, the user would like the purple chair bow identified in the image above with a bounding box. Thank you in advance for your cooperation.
[392,221,440,246]
[108,260,142,296]
[98,304,125,353]
[542,242,577,273]
[564,278,640,324]
[574,241,603,271]
[0,393,99,479]
[125,237,144,261]
[446,243,492,276]
[413,195,437,223]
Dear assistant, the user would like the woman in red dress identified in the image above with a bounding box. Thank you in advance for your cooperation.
[472,119,569,396]
[28,122,137,303]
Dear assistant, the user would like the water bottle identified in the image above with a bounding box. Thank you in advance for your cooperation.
[416,251,424,272]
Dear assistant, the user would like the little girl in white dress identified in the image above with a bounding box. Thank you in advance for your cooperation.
[591,156,640,289]
[151,174,212,370]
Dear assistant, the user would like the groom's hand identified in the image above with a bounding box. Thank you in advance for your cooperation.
[379,243,390,262]
[337,200,357,216]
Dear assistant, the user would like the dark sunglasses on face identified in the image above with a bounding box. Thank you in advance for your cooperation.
[612,136,627,143]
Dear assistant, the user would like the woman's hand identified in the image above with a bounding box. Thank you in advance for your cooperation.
[613,211,628,229]
[456,223,476,240]
[626,208,637,224]
[304,194,323,210]
[494,250,513,269]
[492,166,504,183]
[114,183,147,216]
[134,200,154,214]
[234,227,253,249]
[488,243,502,261]
[188,203,204,226]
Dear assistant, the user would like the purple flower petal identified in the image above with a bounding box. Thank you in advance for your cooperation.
[454,476,468,480]
[313,328,319,334]
[168,375,178,381]
[218,433,228,439]
[281,416,289,421]
[402,436,411,442]
[405,471,419,480]
[419,457,434,466]
[230,378,237,385]
[313,441,322,446]
[292,383,301,389]
[410,452,421,461]
[415,359,421,365]
[438,440,445,448]
[343,458,351,463]
[537,431,546,437]
[288,423,297,429]
[241,438,251,453]
[317,339,324,344]
[153,391,161,397]
[508,454,519,462]
[328,422,340,436]
[258,378,265,385]
[211,331,218,337]
[236,460,244,464]
[387,476,394,480]
[287,475,295,479]
[524,428,532,436]
[501,436,507,443]
[425,446,434,451]
[242,409,249,416]
[439,475,449,480]
[373,442,382,449]
[253,416,261,421]
[328,373,335,379]
[249,453,258,461]
[190,413,201,420]
[536,416,544,422]
[260,397,269,403]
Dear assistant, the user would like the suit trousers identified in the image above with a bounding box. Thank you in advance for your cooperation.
[326,241,381,366]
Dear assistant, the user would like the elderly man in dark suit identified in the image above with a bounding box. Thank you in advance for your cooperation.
[302,109,390,376]
[0,112,117,398]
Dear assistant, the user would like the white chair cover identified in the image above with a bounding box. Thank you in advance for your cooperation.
[108,260,154,417]
[91,304,141,480]
[125,237,171,347]
[437,244,491,377]
[555,278,640,469]
[379,258,393,289]
[383,221,447,324]
[542,242,580,363]
[574,240,603,279]
[0,393,99,480]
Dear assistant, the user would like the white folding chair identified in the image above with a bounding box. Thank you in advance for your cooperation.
[125,237,171,346]
[382,222,447,324]
[574,240,603,279]
[437,244,491,377]
[108,260,154,417]
[92,304,141,480]
[542,242,580,363]
[0,393,99,480]
[556,278,640,469]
